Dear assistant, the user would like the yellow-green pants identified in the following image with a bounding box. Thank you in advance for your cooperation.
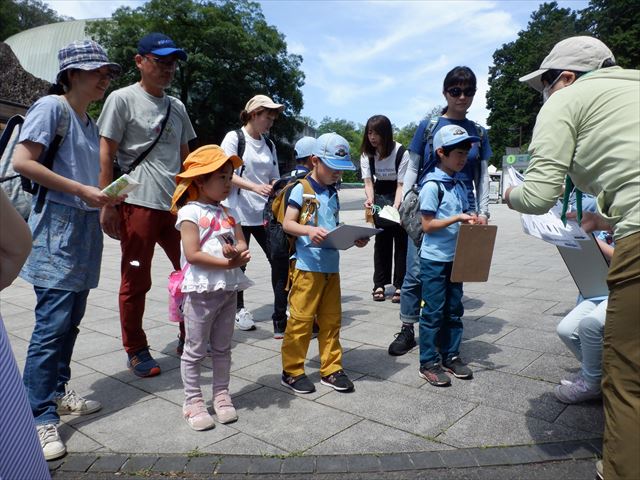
[281,269,343,377]
[603,232,640,480]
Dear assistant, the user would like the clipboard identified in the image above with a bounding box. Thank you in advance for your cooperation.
[557,235,609,299]
[451,224,497,282]
[317,224,382,250]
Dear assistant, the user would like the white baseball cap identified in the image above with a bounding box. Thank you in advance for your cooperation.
[294,136,316,159]
[519,36,615,92]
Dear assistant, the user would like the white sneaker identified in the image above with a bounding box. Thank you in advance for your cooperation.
[37,423,66,461]
[235,308,256,331]
[560,371,582,386]
[56,389,102,416]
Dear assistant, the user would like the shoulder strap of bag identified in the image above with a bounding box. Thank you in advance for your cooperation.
[395,145,406,172]
[417,116,440,180]
[298,178,319,227]
[126,100,171,174]
[30,95,71,213]
[235,128,246,160]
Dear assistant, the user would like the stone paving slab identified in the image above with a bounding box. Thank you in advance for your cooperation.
[2,194,606,472]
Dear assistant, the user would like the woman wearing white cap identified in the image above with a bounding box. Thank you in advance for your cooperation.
[220,95,284,331]
[12,40,122,461]
[506,36,639,480]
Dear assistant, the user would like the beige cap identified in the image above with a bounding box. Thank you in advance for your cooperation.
[519,36,615,92]
[245,94,285,113]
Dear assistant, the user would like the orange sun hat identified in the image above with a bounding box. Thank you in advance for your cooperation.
[170,145,242,213]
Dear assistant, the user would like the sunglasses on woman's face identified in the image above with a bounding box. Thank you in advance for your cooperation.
[446,87,477,98]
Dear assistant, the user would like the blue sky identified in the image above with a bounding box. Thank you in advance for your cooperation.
[47,0,588,128]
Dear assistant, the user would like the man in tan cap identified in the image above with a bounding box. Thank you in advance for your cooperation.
[506,36,640,480]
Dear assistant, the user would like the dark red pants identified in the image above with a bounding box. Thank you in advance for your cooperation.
[119,203,183,355]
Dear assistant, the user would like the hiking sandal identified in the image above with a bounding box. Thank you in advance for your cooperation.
[391,289,401,303]
[372,287,385,301]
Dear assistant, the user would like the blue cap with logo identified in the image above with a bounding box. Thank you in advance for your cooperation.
[433,124,480,151]
[294,136,316,160]
[138,33,187,60]
[312,133,355,171]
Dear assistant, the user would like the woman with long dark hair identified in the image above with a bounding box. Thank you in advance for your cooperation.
[361,115,409,302]
[388,66,492,356]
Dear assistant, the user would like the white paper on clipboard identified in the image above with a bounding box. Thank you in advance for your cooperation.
[317,224,382,250]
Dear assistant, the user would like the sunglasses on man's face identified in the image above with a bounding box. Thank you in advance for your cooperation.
[446,87,476,98]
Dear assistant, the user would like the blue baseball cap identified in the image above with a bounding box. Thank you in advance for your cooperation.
[294,136,316,160]
[433,124,480,151]
[312,133,355,171]
[56,40,121,83]
[138,33,187,60]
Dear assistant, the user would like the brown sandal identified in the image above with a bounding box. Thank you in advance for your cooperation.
[372,287,385,301]
[391,290,401,303]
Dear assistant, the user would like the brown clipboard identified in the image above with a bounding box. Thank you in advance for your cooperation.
[451,224,497,282]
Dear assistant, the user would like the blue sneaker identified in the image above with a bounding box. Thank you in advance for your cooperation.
[127,348,161,378]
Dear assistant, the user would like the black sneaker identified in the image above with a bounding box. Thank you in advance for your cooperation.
[419,362,451,387]
[320,370,354,392]
[388,325,416,356]
[443,356,473,379]
[281,372,316,394]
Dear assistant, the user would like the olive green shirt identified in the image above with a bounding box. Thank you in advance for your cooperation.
[509,67,640,240]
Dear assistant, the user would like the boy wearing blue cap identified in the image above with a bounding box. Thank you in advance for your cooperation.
[280,133,368,394]
[418,125,478,387]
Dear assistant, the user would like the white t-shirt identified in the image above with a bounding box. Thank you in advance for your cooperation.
[175,202,253,293]
[220,126,279,226]
[360,141,409,182]
[97,83,197,210]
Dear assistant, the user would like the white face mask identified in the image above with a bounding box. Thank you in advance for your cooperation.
[542,73,563,103]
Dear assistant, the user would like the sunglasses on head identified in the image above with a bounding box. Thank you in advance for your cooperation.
[446,87,476,98]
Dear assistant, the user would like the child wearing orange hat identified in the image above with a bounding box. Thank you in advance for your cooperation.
[171,145,254,431]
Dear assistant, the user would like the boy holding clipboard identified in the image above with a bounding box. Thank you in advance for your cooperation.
[417,125,479,387]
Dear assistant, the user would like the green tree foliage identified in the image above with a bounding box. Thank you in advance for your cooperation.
[579,0,640,69]
[486,2,584,165]
[87,0,304,146]
[394,122,417,150]
[0,0,70,41]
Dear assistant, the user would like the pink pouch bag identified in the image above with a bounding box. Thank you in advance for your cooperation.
[168,219,217,322]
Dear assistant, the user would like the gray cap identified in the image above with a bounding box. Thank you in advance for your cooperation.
[519,36,615,92]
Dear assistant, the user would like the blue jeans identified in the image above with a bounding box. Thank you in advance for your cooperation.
[556,298,607,386]
[399,238,421,324]
[418,258,464,366]
[23,287,89,425]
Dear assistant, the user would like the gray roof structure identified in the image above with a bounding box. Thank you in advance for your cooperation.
[4,20,90,83]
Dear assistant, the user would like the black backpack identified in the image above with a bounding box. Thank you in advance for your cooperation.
[263,170,312,262]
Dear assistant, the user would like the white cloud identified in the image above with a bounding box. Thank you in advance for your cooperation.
[47,0,144,20]
[287,40,306,56]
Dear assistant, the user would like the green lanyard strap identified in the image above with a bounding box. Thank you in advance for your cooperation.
[560,175,582,226]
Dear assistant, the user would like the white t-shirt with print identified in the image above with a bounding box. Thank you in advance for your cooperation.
[220,126,279,225]
[175,202,253,293]
[360,141,410,182]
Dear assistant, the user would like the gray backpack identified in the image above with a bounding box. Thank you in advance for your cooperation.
[0,96,70,218]
[399,180,444,248]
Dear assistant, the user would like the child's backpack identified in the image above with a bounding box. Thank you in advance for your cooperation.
[265,177,318,263]
[0,96,70,218]
[399,179,444,248]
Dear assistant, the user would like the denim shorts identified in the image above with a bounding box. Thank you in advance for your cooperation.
[21,201,102,292]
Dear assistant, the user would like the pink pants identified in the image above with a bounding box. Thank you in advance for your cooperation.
[181,290,236,403]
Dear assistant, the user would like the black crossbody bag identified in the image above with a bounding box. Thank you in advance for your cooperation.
[113,101,172,179]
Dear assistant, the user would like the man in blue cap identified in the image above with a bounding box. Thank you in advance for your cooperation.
[97,33,197,378]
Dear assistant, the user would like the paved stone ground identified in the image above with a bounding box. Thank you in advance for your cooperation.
[1,188,604,476]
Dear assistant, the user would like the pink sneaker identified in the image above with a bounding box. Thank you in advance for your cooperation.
[213,391,238,424]
[183,398,215,431]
